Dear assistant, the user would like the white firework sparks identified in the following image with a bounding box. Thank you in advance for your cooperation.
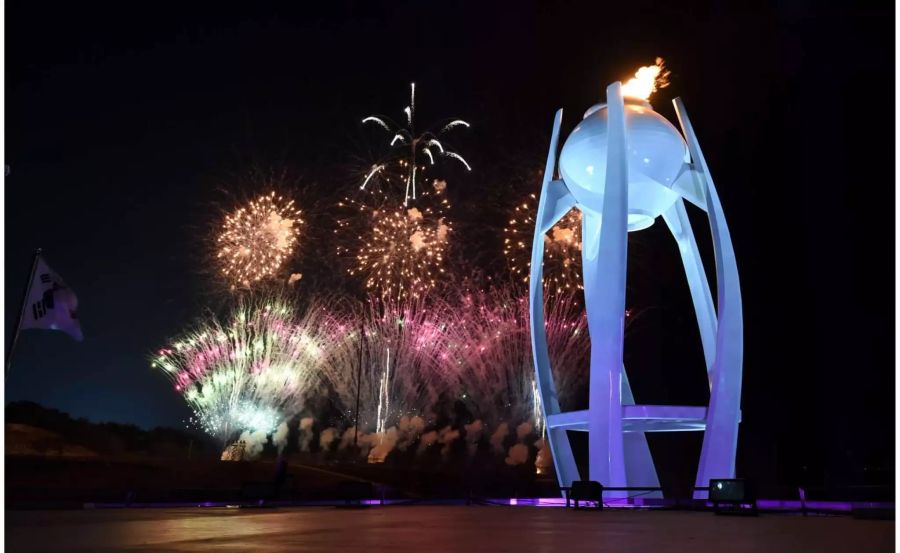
[153,295,330,442]
[360,82,471,204]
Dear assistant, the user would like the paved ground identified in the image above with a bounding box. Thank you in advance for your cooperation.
[5,505,894,552]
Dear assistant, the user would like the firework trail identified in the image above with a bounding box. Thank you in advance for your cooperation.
[318,294,461,434]
[216,191,303,290]
[312,284,591,462]
[335,185,451,302]
[450,284,590,429]
[504,192,583,297]
[152,294,331,444]
[360,82,471,205]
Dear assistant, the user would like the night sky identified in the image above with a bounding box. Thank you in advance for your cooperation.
[6,1,894,488]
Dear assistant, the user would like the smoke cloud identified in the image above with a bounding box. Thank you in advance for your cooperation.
[464,419,484,457]
[417,430,439,454]
[516,422,533,441]
[366,426,399,462]
[272,422,290,454]
[437,220,449,242]
[409,230,427,251]
[319,427,339,451]
[238,429,268,459]
[534,437,552,473]
[438,426,460,457]
[339,426,369,453]
[551,226,577,245]
[490,422,509,454]
[397,415,425,451]
[505,443,530,466]
[297,417,315,451]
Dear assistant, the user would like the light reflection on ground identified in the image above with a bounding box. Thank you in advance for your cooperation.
[6,505,893,552]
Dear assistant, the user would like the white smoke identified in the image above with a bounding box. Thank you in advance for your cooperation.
[490,422,509,454]
[505,443,530,466]
[516,421,533,441]
[366,426,399,463]
[272,422,290,454]
[417,430,439,454]
[221,441,242,461]
[265,211,294,250]
[238,429,268,459]
[534,437,552,473]
[436,220,449,242]
[438,426,460,457]
[464,419,484,457]
[407,207,423,220]
[339,426,369,453]
[409,230,427,251]
[397,415,425,451]
[319,427,339,451]
[551,226,576,244]
[297,417,315,451]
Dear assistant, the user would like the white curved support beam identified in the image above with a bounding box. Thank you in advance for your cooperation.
[581,82,628,490]
[621,370,662,495]
[672,167,708,212]
[673,98,744,499]
[537,180,577,234]
[529,109,580,489]
[662,199,718,378]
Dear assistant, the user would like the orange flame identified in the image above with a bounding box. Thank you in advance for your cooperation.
[621,57,670,101]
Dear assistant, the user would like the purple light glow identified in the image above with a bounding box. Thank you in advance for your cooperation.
[497,498,894,512]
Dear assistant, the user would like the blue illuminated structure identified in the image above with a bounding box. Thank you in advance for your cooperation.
[529,82,743,499]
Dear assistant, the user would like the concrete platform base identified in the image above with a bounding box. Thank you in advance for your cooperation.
[5,505,894,552]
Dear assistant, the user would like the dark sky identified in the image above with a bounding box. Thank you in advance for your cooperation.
[6,1,894,488]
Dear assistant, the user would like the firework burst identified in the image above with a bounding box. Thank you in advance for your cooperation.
[216,192,303,289]
[152,295,329,442]
[450,284,590,427]
[504,193,583,296]
[361,82,471,204]
[318,294,461,432]
[336,186,451,301]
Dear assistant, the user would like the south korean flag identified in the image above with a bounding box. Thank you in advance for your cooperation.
[20,256,83,341]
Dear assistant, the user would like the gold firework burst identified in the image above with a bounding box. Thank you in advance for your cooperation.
[336,184,450,301]
[216,192,303,289]
[503,193,583,295]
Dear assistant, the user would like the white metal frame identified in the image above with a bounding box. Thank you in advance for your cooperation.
[529,82,743,499]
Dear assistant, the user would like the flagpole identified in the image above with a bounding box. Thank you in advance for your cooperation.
[353,319,365,448]
[6,248,41,377]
